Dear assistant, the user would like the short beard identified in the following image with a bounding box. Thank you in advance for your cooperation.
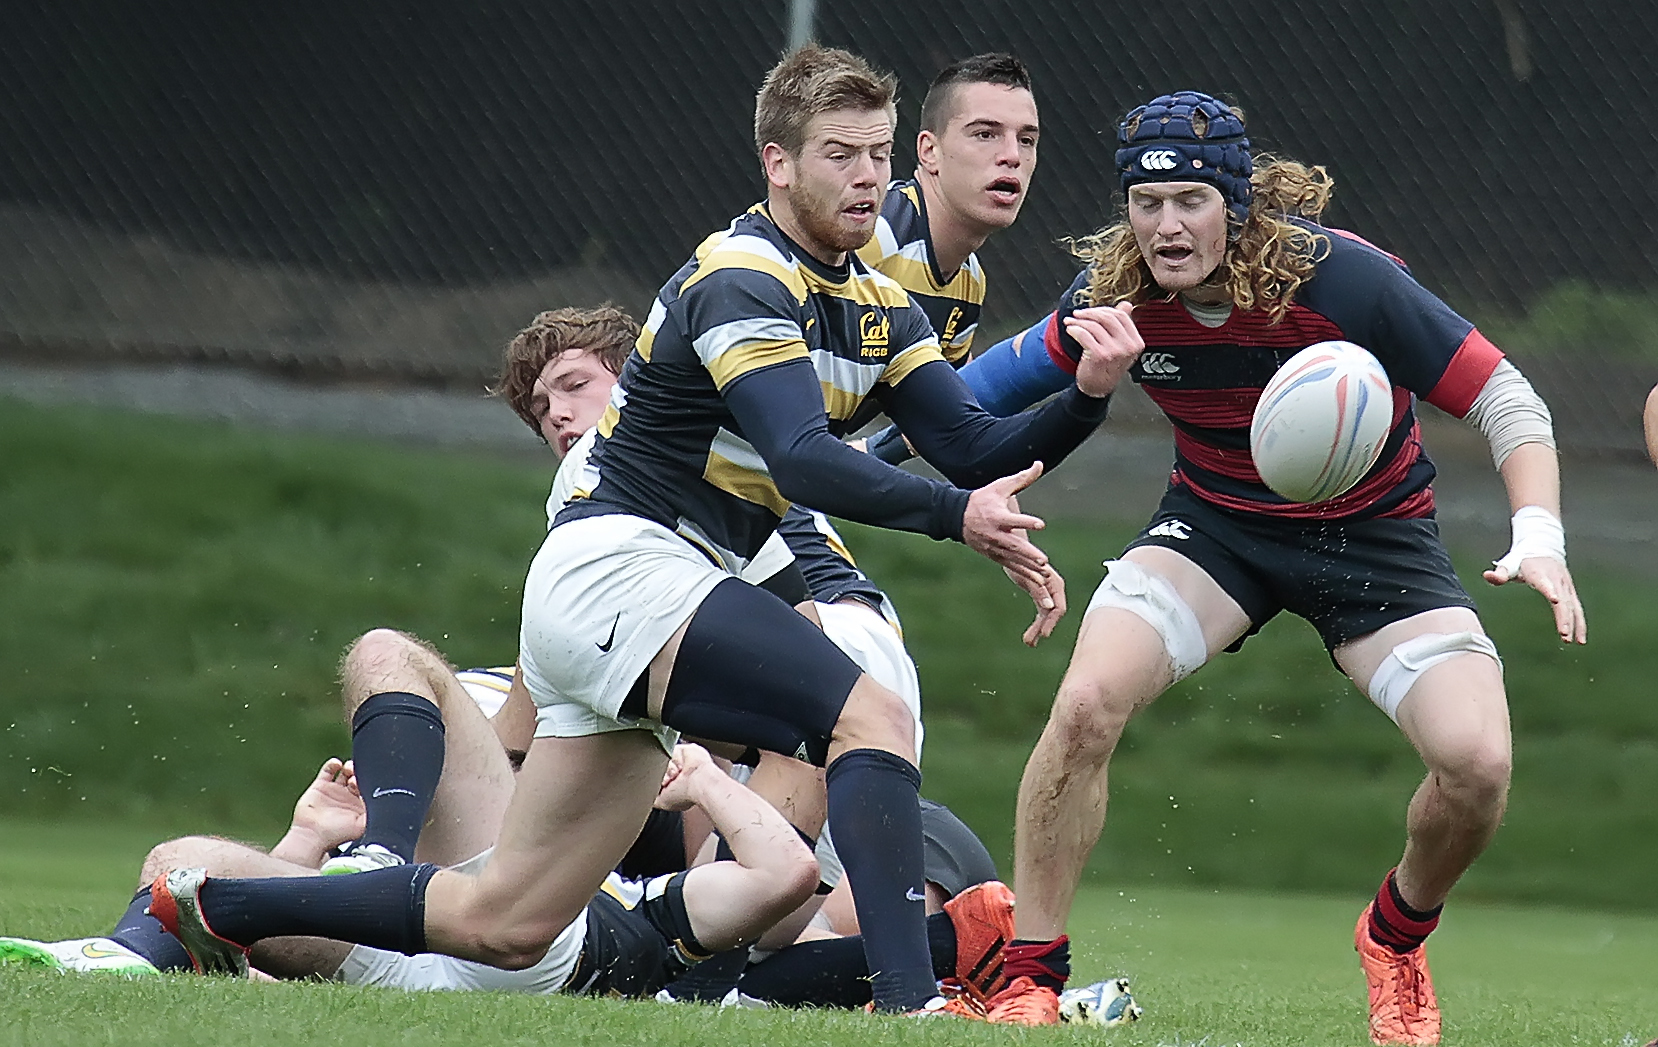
[786,182,872,255]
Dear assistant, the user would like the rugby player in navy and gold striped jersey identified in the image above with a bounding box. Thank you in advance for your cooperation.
[144,45,1142,1019]
[858,53,1039,367]
[857,54,1039,462]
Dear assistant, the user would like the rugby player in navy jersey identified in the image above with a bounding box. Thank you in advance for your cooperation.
[962,93,1585,1044]
[147,45,1137,1017]
[857,52,1039,367]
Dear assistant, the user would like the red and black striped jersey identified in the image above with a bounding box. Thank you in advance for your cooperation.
[1044,219,1503,520]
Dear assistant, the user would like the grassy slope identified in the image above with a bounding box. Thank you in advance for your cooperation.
[3,396,1657,909]
[2,818,1653,1047]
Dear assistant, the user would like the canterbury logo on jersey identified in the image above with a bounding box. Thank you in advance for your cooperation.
[1140,148,1179,171]
[858,311,890,356]
[1141,352,1180,376]
[1147,519,1191,540]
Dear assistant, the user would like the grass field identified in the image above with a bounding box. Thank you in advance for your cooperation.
[4,394,1658,1043]
[3,817,1654,1047]
[4,395,1658,911]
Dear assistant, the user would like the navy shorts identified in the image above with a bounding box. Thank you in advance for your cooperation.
[1126,484,1476,652]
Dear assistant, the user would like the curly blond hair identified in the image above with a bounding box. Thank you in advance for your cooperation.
[1070,157,1336,323]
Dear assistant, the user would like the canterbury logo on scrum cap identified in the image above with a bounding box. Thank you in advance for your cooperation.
[1139,148,1179,171]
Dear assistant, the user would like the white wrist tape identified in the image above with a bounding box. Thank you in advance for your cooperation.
[1492,505,1565,575]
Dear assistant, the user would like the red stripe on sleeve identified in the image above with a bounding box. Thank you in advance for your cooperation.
[1425,329,1505,418]
[1043,313,1079,376]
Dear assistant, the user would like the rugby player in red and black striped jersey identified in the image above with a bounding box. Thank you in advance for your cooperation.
[965,93,1585,1044]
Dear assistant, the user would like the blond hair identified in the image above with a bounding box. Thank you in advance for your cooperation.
[1071,157,1336,322]
[754,44,897,159]
[491,305,638,435]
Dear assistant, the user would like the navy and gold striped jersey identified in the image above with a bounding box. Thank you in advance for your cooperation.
[557,205,945,572]
[858,179,986,366]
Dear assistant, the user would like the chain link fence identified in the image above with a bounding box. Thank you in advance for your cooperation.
[2,1,1655,451]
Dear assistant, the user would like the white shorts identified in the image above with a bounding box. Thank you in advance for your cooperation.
[334,850,590,994]
[816,599,923,763]
[519,514,729,752]
[455,667,515,720]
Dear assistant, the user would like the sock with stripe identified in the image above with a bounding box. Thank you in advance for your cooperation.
[1002,935,1070,992]
[1367,867,1442,953]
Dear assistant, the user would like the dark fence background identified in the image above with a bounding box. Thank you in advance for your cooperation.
[2,1,1655,450]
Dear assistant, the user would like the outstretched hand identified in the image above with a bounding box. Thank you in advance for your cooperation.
[1484,557,1587,644]
[964,462,1068,642]
[1067,302,1145,399]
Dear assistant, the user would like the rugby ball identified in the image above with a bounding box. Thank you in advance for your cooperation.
[1250,341,1393,503]
[1058,977,1143,1027]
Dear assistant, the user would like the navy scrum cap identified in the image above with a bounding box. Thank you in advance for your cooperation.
[1116,91,1252,228]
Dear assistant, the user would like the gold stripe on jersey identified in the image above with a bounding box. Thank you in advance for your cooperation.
[595,403,620,439]
[703,428,790,517]
[704,336,808,390]
[681,233,810,305]
[797,262,912,310]
[858,181,987,364]
[635,299,667,362]
[882,340,947,386]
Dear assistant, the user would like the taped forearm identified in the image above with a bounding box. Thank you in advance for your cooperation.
[957,318,1074,416]
[1463,360,1555,467]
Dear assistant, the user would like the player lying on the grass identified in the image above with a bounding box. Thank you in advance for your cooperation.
[953,92,1585,1045]
[0,624,1017,1010]
[0,745,817,996]
[142,45,1140,1017]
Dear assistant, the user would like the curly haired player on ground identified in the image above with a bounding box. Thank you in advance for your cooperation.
[144,46,1137,1017]
[951,92,1585,1044]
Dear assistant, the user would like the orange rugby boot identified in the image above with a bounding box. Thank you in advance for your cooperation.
[942,880,1017,997]
[1356,903,1441,1045]
[984,974,1062,1026]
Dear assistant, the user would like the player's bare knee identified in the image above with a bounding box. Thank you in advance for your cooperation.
[1050,677,1134,759]
[139,836,216,883]
[833,678,914,757]
[1437,739,1511,808]
[453,914,560,970]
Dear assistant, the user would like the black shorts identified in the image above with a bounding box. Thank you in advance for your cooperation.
[1126,484,1475,652]
[919,800,998,897]
[564,872,707,998]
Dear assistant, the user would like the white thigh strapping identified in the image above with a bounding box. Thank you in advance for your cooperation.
[1364,631,1503,723]
[815,599,923,763]
[1084,560,1208,682]
[519,514,731,753]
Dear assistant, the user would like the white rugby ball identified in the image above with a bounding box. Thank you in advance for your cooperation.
[1250,340,1393,503]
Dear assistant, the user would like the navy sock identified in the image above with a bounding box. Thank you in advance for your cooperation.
[824,747,934,1012]
[734,912,955,1008]
[350,691,446,860]
[108,888,192,972]
[195,864,438,953]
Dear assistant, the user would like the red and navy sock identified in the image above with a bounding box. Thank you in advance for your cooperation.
[1368,868,1442,954]
[108,887,192,972]
[1002,935,1070,992]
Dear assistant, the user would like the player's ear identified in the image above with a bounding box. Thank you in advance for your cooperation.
[915,129,940,173]
[761,142,794,190]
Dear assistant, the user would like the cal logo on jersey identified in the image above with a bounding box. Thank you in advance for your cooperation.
[939,306,964,346]
[859,311,890,357]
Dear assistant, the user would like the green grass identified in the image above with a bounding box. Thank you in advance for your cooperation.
[4,395,1658,912]
[2,817,1654,1046]
[1478,280,1658,362]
